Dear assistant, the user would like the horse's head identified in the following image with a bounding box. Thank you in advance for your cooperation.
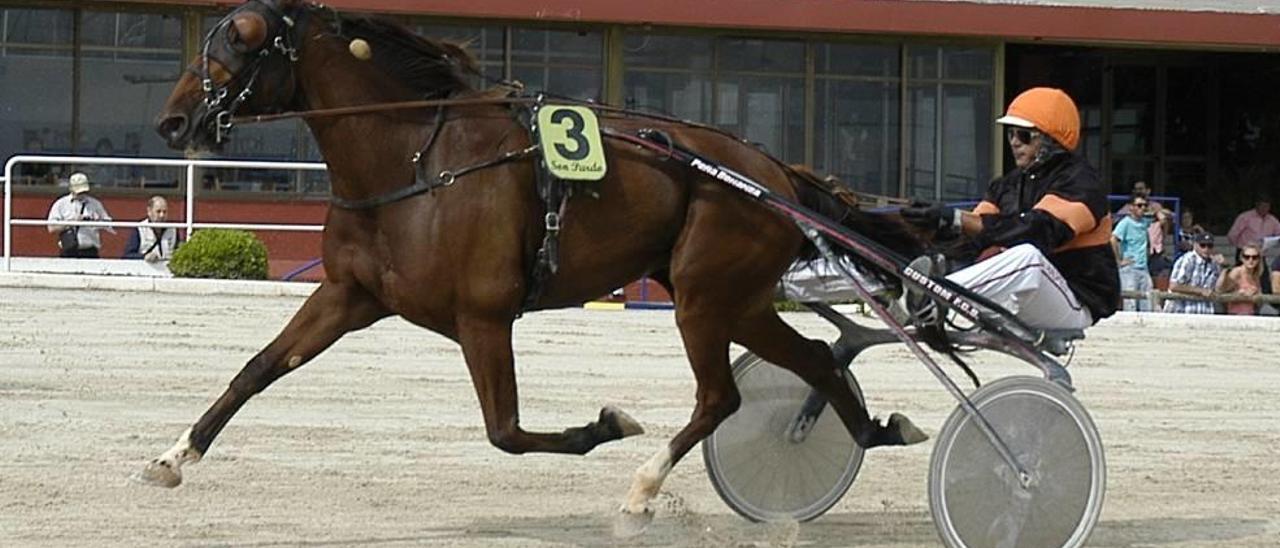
[155,0,307,152]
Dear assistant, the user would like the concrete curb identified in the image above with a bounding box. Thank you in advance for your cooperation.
[0,271,319,297]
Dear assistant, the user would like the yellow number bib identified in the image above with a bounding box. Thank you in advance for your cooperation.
[537,105,607,181]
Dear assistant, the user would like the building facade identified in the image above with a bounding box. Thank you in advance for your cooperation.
[2,0,1278,274]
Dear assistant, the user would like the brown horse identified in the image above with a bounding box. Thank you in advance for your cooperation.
[137,0,929,534]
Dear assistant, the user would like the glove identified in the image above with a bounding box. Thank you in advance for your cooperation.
[901,201,959,235]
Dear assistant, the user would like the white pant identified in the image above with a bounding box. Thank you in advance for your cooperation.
[946,244,1093,330]
[780,255,890,302]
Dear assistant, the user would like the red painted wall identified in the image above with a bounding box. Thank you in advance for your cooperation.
[140,0,1280,49]
[7,192,327,280]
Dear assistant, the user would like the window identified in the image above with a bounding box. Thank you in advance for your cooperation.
[622,33,713,122]
[813,43,900,196]
[511,28,603,101]
[905,44,994,201]
[1,8,74,185]
[716,38,805,162]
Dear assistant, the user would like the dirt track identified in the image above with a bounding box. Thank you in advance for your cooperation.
[2,286,1279,547]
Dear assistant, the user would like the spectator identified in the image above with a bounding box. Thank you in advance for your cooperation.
[1149,208,1175,289]
[1216,244,1264,315]
[123,196,181,262]
[1113,181,1162,220]
[1176,207,1206,257]
[46,172,114,258]
[1112,194,1155,311]
[1164,232,1225,314]
[1227,197,1280,252]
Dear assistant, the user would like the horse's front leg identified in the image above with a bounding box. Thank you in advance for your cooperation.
[133,282,389,488]
[455,313,644,455]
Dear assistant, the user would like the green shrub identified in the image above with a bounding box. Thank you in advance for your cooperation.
[169,229,269,280]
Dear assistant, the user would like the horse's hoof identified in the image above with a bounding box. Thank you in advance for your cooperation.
[131,459,182,488]
[888,412,929,445]
[613,507,654,538]
[602,405,645,439]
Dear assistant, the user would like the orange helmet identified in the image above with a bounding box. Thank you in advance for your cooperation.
[996,87,1081,151]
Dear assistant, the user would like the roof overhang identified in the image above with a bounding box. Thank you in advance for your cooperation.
[169,0,1280,50]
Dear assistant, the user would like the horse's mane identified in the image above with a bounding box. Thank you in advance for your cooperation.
[327,10,478,97]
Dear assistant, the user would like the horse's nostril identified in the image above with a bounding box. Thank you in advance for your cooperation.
[156,114,188,141]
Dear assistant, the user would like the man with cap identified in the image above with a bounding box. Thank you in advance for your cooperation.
[901,87,1120,330]
[1164,231,1225,314]
[46,172,115,258]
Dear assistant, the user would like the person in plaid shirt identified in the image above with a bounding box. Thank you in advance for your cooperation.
[1164,232,1225,314]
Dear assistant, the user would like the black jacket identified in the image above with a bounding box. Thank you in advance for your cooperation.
[972,152,1121,323]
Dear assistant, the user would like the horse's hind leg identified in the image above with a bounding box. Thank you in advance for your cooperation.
[133,282,389,488]
[454,313,644,455]
[616,296,742,536]
[731,306,928,449]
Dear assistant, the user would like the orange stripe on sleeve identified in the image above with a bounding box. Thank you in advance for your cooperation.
[1056,215,1112,251]
[1033,194,1097,236]
[972,200,999,216]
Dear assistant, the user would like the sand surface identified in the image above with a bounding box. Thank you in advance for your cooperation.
[2,286,1278,547]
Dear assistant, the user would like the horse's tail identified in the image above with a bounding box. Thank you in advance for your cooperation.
[786,165,926,266]
[787,165,981,388]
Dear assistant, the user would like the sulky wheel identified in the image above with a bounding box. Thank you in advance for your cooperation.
[929,376,1106,548]
[701,351,865,522]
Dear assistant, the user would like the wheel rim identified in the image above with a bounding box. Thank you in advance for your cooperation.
[703,353,864,522]
[930,376,1105,548]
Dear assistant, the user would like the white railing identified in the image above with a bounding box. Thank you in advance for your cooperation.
[3,155,328,272]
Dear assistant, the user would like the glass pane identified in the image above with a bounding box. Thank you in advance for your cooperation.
[511,28,602,100]
[623,33,711,70]
[1111,65,1156,156]
[623,71,712,121]
[941,85,992,201]
[413,23,505,85]
[5,7,74,45]
[623,33,713,121]
[511,28,601,66]
[78,10,185,184]
[1109,159,1155,196]
[815,43,898,78]
[907,84,938,200]
[0,8,74,186]
[943,46,993,80]
[813,79,900,196]
[714,76,804,162]
[1166,66,1209,156]
[718,38,804,73]
[908,45,940,80]
[511,66,602,102]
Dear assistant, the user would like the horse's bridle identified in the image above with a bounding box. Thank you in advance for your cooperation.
[197,0,303,143]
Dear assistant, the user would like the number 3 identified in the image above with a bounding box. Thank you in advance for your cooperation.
[550,109,590,161]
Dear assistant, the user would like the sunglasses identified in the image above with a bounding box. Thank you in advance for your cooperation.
[1005,127,1040,144]
[1242,254,1261,260]
[1197,242,1215,248]
[1133,202,1149,208]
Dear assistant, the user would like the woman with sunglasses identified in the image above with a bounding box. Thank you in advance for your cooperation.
[1216,244,1265,315]
[901,87,1120,330]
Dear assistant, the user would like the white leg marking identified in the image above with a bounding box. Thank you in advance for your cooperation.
[622,446,673,514]
[132,427,204,488]
[158,427,204,467]
[286,355,303,369]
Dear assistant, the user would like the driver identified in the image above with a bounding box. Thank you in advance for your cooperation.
[902,87,1120,330]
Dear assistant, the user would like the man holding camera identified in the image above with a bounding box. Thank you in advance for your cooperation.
[46,172,114,258]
